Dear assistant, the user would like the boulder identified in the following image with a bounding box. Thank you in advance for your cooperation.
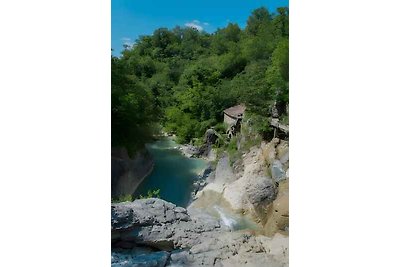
[204,128,218,145]
[223,146,273,212]
[180,145,201,158]
[112,198,189,230]
[112,198,222,251]
[245,176,277,206]
[167,250,191,266]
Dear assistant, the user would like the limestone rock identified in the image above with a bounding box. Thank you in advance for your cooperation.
[180,144,200,158]
[167,250,191,266]
[112,198,222,251]
[245,176,277,206]
[201,155,235,194]
[223,146,273,212]
[276,141,289,162]
[258,233,289,267]
[263,180,289,236]
[112,198,289,267]
[215,154,236,184]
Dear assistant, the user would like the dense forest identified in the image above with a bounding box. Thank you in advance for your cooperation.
[112,7,289,155]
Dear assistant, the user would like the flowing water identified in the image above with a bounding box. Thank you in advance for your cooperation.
[188,189,263,232]
[214,205,236,228]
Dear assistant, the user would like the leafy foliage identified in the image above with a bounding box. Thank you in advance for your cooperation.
[138,189,161,199]
[112,6,289,148]
[111,194,133,203]
[111,189,161,203]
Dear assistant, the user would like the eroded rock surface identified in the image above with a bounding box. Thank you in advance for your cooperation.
[111,198,288,267]
[112,198,222,251]
[195,138,289,237]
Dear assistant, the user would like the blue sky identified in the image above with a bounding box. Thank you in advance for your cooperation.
[112,0,289,56]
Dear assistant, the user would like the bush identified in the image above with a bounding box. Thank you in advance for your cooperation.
[214,122,227,134]
[227,136,242,164]
[138,189,161,199]
[112,189,161,203]
[111,194,133,203]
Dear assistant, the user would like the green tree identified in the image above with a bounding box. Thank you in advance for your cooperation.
[266,38,289,105]
[245,7,271,36]
[112,6,289,146]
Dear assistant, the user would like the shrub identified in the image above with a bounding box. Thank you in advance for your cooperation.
[111,194,133,203]
[112,189,161,203]
[138,189,161,199]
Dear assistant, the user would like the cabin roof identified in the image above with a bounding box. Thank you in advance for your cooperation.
[223,104,246,118]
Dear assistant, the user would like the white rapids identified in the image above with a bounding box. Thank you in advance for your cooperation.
[213,205,237,229]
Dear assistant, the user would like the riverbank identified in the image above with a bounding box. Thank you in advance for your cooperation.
[145,134,289,236]
[111,134,289,266]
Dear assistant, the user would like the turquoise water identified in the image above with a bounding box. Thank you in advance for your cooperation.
[134,137,263,232]
[134,138,206,207]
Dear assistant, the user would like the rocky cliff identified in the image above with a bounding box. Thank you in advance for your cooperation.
[111,147,154,198]
[193,137,289,237]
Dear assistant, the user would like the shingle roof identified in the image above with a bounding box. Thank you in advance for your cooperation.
[223,104,246,118]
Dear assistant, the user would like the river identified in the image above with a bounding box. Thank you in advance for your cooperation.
[134,137,263,232]
[134,137,206,207]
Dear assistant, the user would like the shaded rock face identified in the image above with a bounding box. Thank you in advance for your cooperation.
[204,129,218,146]
[192,163,214,199]
[111,147,154,198]
[199,128,219,158]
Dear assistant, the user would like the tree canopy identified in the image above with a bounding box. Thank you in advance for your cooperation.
[112,6,289,151]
